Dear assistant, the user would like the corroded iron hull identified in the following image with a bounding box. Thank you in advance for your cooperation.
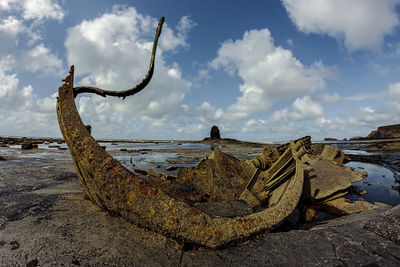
[56,69,304,248]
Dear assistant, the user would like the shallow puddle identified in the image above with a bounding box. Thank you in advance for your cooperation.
[98,141,214,151]
[346,161,400,205]
[113,152,197,176]
[342,149,377,156]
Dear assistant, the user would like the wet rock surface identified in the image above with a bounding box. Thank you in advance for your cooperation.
[0,154,183,266]
[21,143,38,150]
[181,203,399,266]
[0,144,399,265]
[364,204,400,245]
[320,197,377,215]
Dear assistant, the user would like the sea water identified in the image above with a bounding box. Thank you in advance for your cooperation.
[346,161,400,205]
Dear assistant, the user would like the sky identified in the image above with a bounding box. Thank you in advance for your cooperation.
[1,0,400,142]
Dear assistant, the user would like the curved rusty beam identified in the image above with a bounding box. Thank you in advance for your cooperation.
[56,18,304,248]
[73,16,165,99]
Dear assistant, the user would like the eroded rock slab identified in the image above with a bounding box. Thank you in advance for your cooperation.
[320,197,377,215]
[0,155,182,266]
[364,204,400,245]
[304,158,365,202]
[181,204,400,266]
[0,188,183,266]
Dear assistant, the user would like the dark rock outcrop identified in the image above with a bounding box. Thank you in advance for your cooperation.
[210,125,221,139]
[21,143,38,150]
[366,124,400,139]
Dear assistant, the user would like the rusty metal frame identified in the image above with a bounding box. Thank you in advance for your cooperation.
[56,17,305,248]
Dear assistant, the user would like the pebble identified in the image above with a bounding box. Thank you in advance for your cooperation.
[358,190,368,196]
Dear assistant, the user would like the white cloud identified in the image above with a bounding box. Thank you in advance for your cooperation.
[34,92,57,113]
[18,43,63,75]
[64,6,193,137]
[311,82,400,139]
[159,15,196,52]
[388,82,400,99]
[0,16,25,50]
[0,0,65,48]
[241,96,324,135]
[0,3,71,138]
[0,15,24,37]
[370,63,390,77]
[22,0,64,22]
[316,92,341,103]
[292,96,324,119]
[314,104,398,139]
[0,0,65,65]
[0,0,17,11]
[0,56,33,111]
[344,93,384,101]
[357,106,393,123]
[0,106,59,137]
[210,28,330,120]
[176,16,196,35]
[0,0,64,22]
[282,0,400,51]
[195,102,217,123]
[314,117,348,132]
[0,53,62,137]
[0,54,62,137]
[269,96,323,124]
[242,118,268,133]
[387,82,400,110]
[75,95,125,133]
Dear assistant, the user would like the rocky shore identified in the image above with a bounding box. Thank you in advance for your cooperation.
[0,139,399,265]
[332,140,400,180]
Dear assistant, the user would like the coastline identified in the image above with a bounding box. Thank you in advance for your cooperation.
[0,137,399,265]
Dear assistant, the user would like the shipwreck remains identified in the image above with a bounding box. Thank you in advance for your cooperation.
[56,17,310,248]
[56,17,372,248]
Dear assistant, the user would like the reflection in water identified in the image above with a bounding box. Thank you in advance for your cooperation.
[4,141,216,153]
[114,152,197,176]
[342,150,377,156]
[97,141,215,151]
[0,146,69,159]
[346,161,400,205]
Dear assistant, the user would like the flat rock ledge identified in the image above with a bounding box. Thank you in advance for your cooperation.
[0,157,399,266]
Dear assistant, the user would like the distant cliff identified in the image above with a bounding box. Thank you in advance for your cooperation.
[366,124,400,139]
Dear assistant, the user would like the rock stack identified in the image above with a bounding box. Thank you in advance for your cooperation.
[210,125,221,139]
